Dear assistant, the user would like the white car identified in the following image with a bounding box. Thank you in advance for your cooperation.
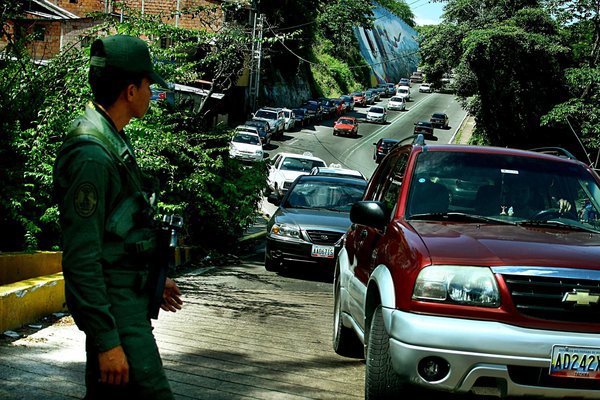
[387,96,406,111]
[366,105,387,124]
[267,152,327,196]
[229,130,264,162]
[419,83,432,93]
[396,85,411,101]
[281,108,296,131]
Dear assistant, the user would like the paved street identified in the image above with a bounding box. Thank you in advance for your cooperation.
[0,244,365,400]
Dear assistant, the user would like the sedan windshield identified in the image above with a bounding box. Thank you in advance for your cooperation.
[406,151,600,233]
[281,157,326,172]
[285,180,367,211]
[233,133,260,145]
[337,119,354,125]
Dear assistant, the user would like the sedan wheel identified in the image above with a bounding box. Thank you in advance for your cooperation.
[264,254,281,272]
[365,305,404,399]
[333,278,363,358]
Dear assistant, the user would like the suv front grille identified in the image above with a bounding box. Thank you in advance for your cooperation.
[306,230,343,245]
[502,273,600,323]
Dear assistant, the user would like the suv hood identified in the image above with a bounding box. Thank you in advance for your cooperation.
[410,222,600,268]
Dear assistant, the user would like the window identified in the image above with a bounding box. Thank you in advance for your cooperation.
[33,25,46,41]
[70,0,78,3]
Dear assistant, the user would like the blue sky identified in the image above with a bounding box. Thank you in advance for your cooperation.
[410,0,446,26]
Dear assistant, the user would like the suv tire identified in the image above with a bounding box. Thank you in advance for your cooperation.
[365,305,403,399]
[333,278,363,358]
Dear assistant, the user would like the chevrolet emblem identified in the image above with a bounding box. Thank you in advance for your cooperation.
[562,289,600,306]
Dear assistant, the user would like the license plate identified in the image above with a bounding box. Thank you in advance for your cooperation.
[311,245,335,259]
[550,345,600,379]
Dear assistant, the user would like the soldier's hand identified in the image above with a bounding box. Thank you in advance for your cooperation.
[98,345,129,385]
[161,277,183,312]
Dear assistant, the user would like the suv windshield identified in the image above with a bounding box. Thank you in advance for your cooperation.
[406,151,600,232]
[255,110,277,119]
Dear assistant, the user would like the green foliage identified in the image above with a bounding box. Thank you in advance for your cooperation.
[0,6,266,251]
[317,0,374,53]
[376,0,415,27]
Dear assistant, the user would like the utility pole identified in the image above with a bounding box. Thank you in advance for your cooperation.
[248,0,263,114]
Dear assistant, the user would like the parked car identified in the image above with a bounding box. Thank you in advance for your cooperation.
[366,89,380,102]
[364,90,377,105]
[414,120,435,137]
[410,71,423,83]
[339,95,355,112]
[253,107,285,138]
[386,82,396,94]
[281,108,296,131]
[267,152,327,196]
[310,165,367,181]
[292,107,309,127]
[243,120,271,145]
[330,98,345,116]
[333,137,600,399]
[370,87,385,100]
[387,96,406,111]
[430,112,449,129]
[318,98,337,117]
[333,116,359,137]
[265,174,367,272]
[396,85,411,101]
[377,83,393,97]
[229,130,263,162]
[366,105,387,124]
[303,100,323,122]
[419,83,432,93]
[373,138,400,163]
[351,91,367,107]
[398,78,411,88]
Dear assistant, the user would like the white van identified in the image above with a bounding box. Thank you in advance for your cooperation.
[396,85,411,101]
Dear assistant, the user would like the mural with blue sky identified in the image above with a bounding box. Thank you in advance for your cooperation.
[353,2,420,85]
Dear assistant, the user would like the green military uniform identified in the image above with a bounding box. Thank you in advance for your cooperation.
[53,35,174,400]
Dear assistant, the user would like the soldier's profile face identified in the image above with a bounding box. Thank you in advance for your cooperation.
[132,77,152,118]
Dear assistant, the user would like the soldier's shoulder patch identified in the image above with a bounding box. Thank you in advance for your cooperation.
[73,182,98,218]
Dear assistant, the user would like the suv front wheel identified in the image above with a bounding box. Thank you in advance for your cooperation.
[365,305,404,399]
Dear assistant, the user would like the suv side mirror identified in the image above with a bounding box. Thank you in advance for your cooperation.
[350,201,388,231]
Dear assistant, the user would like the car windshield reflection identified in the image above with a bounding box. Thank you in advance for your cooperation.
[406,151,600,233]
[285,180,366,212]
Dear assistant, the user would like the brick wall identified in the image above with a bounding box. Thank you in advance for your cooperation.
[54,0,109,16]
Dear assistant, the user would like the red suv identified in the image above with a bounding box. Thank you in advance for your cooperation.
[333,137,600,398]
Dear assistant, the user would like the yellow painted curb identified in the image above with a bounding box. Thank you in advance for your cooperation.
[0,272,67,332]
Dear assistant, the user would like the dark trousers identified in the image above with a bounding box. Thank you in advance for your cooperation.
[84,271,174,400]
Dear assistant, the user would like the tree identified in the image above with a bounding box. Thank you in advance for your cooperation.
[541,0,600,164]
[419,1,570,149]
[377,0,415,27]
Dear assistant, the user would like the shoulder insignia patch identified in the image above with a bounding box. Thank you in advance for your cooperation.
[73,182,98,218]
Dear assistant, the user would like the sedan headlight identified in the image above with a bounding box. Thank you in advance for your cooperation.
[413,266,500,307]
[270,223,302,241]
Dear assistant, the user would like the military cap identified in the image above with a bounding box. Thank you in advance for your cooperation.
[90,35,168,88]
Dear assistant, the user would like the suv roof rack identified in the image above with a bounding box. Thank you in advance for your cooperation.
[528,147,577,160]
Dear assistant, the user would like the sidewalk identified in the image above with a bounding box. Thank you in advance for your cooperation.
[452,114,475,145]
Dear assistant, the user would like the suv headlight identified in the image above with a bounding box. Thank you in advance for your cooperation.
[270,223,302,241]
[413,266,500,307]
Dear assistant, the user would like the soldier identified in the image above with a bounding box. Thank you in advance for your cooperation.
[53,35,183,399]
